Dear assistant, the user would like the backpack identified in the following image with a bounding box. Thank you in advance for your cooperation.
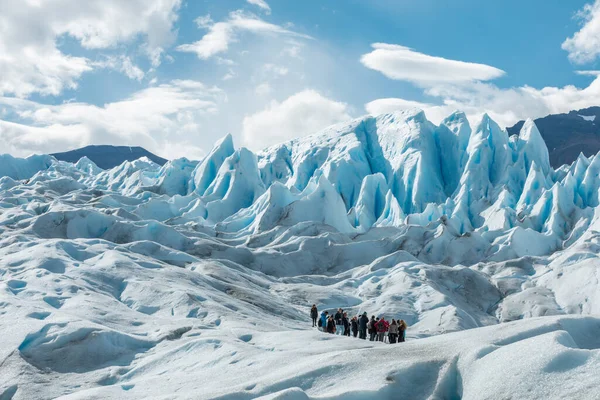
[318,318,323,328]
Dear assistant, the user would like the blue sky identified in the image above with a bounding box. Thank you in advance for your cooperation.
[1,0,600,159]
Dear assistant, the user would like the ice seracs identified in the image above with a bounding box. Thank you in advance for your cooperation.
[189,133,234,195]
[3,108,600,398]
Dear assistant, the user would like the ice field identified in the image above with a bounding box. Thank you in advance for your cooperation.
[1,109,600,399]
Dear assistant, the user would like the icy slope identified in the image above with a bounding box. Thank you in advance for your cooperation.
[55,317,600,400]
[2,109,600,398]
[1,235,599,399]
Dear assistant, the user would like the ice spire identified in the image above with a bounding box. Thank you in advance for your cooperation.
[189,134,235,195]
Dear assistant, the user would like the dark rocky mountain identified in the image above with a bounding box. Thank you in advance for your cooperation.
[51,145,167,170]
[508,106,600,168]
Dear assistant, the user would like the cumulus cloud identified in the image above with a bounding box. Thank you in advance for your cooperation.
[362,42,600,127]
[177,10,311,60]
[247,0,271,14]
[0,0,180,97]
[563,0,600,64]
[242,90,351,150]
[360,43,505,85]
[0,80,225,159]
[365,77,600,128]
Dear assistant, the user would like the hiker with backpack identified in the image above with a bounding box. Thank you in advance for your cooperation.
[368,316,377,341]
[376,317,389,342]
[319,311,328,332]
[310,305,318,327]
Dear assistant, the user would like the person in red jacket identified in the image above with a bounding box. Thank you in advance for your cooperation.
[376,317,389,342]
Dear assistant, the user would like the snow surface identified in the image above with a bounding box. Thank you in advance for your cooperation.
[579,114,596,122]
[1,109,600,398]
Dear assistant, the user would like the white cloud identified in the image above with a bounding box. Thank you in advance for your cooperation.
[563,1,600,64]
[195,14,214,29]
[255,83,272,96]
[242,90,351,150]
[247,0,271,14]
[362,42,600,127]
[264,64,289,76]
[365,77,600,128]
[177,10,311,60]
[120,58,145,82]
[93,56,145,82]
[360,43,505,84]
[0,80,225,159]
[222,70,236,81]
[429,78,600,127]
[0,0,180,97]
[576,70,600,76]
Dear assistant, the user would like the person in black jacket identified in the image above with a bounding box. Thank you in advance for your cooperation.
[398,319,407,342]
[351,316,359,337]
[342,312,350,336]
[369,316,378,341]
[326,316,336,334]
[310,304,318,327]
[334,308,343,336]
[359,312,369,340]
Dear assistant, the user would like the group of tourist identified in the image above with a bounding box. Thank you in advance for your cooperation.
[310,305,407,343]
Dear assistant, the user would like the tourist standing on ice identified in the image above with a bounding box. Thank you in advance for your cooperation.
[376,317,389,342]
[398,320,407,342]
[342,312,350,336]
[319,311,328,331]
[351,316,358,337]
[334,308,343,335]
[310,305,318,327]
[327,316,336,334]
[388,319,399,343]
[359,312,369,339]
[368,316,377,341]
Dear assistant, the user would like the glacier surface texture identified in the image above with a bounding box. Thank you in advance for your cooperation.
[1,109,600,399]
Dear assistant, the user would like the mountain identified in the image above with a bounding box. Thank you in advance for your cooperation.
[2,109,600,398]
[508,106,600,168]
[51,145,167,169]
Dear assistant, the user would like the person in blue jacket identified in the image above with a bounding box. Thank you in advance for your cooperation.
[319,311,328,331]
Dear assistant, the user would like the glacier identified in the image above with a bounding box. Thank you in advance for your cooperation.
[1,109,600,399]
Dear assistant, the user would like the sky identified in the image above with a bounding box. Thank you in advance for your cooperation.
[1,0,600,160]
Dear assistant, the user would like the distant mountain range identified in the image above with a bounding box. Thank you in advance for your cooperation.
[508,106,600,168]
[50,106,600,170]
[51,145,167,170]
